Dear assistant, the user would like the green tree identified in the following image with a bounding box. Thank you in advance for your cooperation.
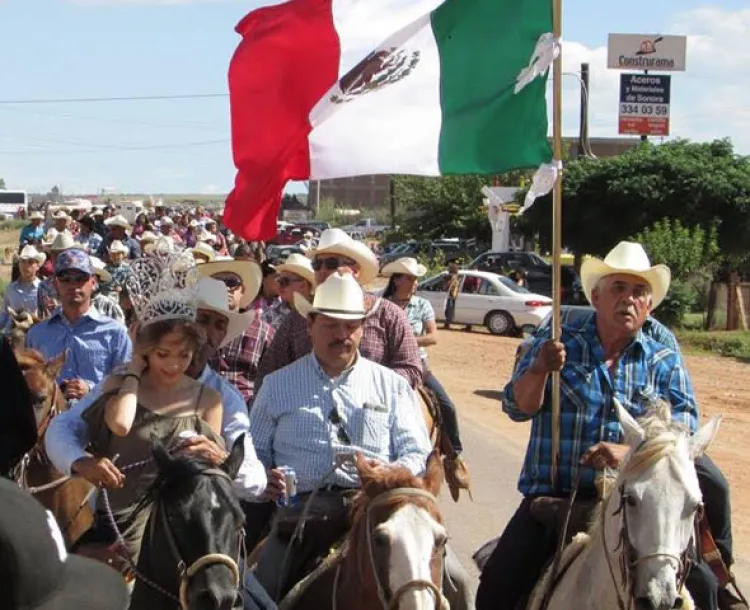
[0,177,5,189]
[631,218,720,326]
[517,139,750,265]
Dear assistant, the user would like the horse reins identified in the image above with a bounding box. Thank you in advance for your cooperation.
[360,487,448,610]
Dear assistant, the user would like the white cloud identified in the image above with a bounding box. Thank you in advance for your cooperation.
[556,7,750,154]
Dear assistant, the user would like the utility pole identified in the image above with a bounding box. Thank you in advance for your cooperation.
[389,176,396,229]
[578,62,590,158]
[315,180,321,217]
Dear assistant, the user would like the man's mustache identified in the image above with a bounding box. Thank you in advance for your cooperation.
[328,340,353,349]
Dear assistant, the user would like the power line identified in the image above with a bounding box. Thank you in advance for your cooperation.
[0,93,228,105]
[0,139,229,154]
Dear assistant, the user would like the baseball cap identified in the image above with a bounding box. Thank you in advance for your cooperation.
[0,477,129,610]
[54,249,94,277]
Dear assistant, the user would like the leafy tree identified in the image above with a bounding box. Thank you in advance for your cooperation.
[631,219,720,326]
[517,139,750,266]
[0,177,5,189]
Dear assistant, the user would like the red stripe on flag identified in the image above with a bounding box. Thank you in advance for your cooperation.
[224,0,341,240]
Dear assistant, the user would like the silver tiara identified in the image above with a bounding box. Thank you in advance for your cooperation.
[125,239,198,326]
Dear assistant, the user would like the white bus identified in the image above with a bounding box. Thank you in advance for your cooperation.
[0,190,28,219]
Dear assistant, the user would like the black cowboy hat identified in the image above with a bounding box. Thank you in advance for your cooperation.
[0,477,128,610]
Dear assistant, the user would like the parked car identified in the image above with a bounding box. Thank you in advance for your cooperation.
[416,270,553,336]
[265,244,305,265]
[513,305,594,370]
[468,251,584,304]
[379,240,476,270]
[340,217,389,238]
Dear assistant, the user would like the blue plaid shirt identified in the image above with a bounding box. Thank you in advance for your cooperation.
[25,306,132,389]
[503,313,697,496]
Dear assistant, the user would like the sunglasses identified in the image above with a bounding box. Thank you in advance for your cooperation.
[213,275,243,290]
[312,257,357,271]
[276,276,304,288]
[328,406,352,445]
[56,271,91,284]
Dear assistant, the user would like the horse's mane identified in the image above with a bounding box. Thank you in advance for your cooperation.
[588,400,688,535]
[134,451,243,523]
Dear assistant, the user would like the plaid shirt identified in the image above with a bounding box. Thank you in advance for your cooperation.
[211,316,275,405]
[503,313,697,497]
[261,299,292,331]
[255,295,423,396]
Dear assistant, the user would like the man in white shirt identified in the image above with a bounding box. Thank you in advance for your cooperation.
[44,277,267,501]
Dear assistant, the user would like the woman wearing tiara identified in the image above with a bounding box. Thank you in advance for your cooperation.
[75,246,225,563]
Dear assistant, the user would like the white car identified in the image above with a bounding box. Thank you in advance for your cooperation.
[416,270,553,336]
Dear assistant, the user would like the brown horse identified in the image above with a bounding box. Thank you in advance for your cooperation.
[281,452,448,610]
[14,348,94,548]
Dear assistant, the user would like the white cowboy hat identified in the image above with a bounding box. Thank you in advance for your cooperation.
[192,242,217,264]
[90,209,104,218]
[189,219,199,228]
[303,231,313,238]
[197,230,216,243]
[580,241,671,310]
[195,278,254,348]
[380,257,427,278]
[294,272,369,320]
[28,211,45,221]
[139,230,158,243]
[104,215,131,230]
[52,210,70,221]
[274,253,315,286]
[18,245,46,265]
[197,258,262,309]
[160,217,174,226]
[108,240,129,255]
[89,256,112,283]
[47,232,76,252]
[309,228,378,285]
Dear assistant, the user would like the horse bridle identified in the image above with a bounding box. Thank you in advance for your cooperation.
[152,467,243,610]
[603,482,699,610]
[361,487,449,610]
[14,384,60,488]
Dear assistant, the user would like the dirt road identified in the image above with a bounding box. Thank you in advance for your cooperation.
[429,328,750,589]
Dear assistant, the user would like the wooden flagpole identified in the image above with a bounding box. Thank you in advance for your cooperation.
[550,0,563,489]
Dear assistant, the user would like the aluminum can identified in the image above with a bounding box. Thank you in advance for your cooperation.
[276,466,298,508]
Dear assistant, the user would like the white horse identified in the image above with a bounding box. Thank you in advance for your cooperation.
[527,400,721,610]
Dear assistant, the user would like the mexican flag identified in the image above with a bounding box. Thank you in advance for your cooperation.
[225,0,554,240]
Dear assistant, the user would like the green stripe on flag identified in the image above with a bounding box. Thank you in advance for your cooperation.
[432,0,553,174]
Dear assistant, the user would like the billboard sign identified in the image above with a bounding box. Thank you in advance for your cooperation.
[608,34,687,72]
[618,73,671,136]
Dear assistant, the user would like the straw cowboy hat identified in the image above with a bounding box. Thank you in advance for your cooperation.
[309,228,378,285]
[140,230,158,243]
[47,232,76,252]
[192,241,217,264]
[108,240,129,255]
[274,253,315,286]
[89,256,113,283]
[28,211,45,221]
[380,257,428,278]
[18,245,46,265]
[104,215,131,230]
[580,241,671,310]
[294,272,370,320]
[197,257,262,309]
[52,210,70,221]
[195,278,255,348]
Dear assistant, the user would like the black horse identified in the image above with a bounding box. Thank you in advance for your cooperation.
[129,435,247,610]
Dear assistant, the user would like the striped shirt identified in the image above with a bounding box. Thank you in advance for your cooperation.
[255,295,423,394]
[503,313,697,497]
[250,353,431,493]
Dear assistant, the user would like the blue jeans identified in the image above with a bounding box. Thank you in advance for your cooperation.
[424,368,463,454]
[444,297,456,325]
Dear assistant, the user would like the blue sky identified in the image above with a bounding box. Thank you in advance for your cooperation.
[0,0,748,195]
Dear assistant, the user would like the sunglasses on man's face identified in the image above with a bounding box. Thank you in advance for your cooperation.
[56,271,91,284]
[312,257,357,271]
[213,275,243,291]
[276,275,304,288]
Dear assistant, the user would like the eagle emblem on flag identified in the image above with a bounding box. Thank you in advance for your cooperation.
[330,47,420,104]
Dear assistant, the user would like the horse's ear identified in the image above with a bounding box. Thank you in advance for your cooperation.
[47,352,66,379]
[423,451,443,496]
[152,436,173,472]
[221,434,245,480]
[689,416,722,460]
[7,307,17,319]
[615,398,645,447]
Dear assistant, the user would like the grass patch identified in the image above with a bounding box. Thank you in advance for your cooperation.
[0,219,26,231]
[675,329,750,361]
